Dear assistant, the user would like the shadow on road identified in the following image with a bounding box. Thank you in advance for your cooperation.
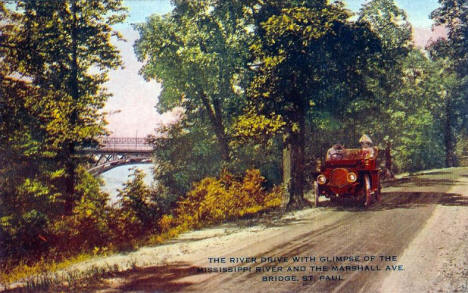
[399,178,468,186]
[319,191,467,212]
[92,262,197,292]
[1,263,198,293]
[319,168,468,211]
[376,191,468,209]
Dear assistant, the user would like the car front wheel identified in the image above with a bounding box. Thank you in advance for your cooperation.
[314,181,320,207]
[363,175,372,207]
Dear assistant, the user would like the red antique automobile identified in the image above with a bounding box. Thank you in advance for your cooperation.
[314,147,381,207]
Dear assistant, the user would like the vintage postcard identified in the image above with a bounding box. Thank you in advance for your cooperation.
[1,0,466,292]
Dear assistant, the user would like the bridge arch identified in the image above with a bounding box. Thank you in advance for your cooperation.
[85,137,154,175]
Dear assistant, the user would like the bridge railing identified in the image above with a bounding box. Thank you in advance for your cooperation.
[97,137,153,152]
[99,137,148,145]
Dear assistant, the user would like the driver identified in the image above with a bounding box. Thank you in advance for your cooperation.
[359,134,375,158]
[327,143,345,160]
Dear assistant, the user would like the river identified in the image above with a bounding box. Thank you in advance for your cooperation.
[99,163,155,204]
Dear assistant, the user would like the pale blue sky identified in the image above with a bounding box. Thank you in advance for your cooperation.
[112,0,173,30]
[124,0,173,22]
[121,0,439,29]
[344,0,439,28]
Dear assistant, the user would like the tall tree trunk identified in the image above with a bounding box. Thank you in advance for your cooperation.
[444,98,456,167]
[200,92,230,162]
[282,142,292,188]
[384,141,394,179]
[65,0,79,213]
[286,103,307,209]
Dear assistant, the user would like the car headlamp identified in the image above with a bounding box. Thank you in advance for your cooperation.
[347,172,357,183]
[317,174,327,185]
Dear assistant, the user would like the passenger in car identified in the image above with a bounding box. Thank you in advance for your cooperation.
[327,143,345,160]
[359,134,375,158]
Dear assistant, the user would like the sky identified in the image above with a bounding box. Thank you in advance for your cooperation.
[345,0,439,28]
[103,1,175,137]
[104,0,444,137]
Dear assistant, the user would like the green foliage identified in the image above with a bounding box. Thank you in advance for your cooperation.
[50,167,112,254]
[134,0,252,161]
[0,0,128,265]
[249,3,381,114]
[428,0,467,165]
[430,0,467,77]
[147,119,223,203]
[2,0,127,207]
[114,168,161,240]
[231,110,286,145]
[395,111,445,172]
[362,49,449,171]
[229,109,285,186]
[310,0,464,172]
[148,114,284,206]
[358,0,412,54]
[0,76,64,259]
[355,0,413,134]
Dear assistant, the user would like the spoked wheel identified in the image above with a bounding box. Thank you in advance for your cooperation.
[363,175,372,208]
[375,186,382,202]
[314,182,320,207]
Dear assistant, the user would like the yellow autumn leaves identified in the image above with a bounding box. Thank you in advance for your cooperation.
[158,169,283,233]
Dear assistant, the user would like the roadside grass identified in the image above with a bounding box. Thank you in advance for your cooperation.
[0,253,92,291]
[0,241,159,291]
[1,259,137,292]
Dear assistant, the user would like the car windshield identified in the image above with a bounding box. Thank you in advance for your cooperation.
[326,148,377,161]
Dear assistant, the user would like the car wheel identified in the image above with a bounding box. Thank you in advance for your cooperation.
[363,175,372,207]
[314,181,320,207]
[376,186,382,202]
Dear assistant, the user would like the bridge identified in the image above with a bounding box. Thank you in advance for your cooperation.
[86,137,153,175]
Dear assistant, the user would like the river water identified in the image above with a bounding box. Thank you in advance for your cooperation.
[99,163,155,204]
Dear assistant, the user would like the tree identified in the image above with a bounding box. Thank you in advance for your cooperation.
[358,0,412,54]
[384,50,447,172]
[147,119,224,202]
[1,1,62,259]
[428,56,465,167]
[356,0,413,175]
[429,0,467,167]
[0,75,55,259]
[430,0,467,76]
[5,0,126,211]
[246,2,381,207]
[134,0,252,163]
[116,168,160,238]
[0,0,126,260]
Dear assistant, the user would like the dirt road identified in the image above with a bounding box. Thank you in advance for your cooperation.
[75,168,468,292]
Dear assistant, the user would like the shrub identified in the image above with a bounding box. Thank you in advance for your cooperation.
[111,168,161,243]
[49,167,112,254]
[168,169,283,231]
